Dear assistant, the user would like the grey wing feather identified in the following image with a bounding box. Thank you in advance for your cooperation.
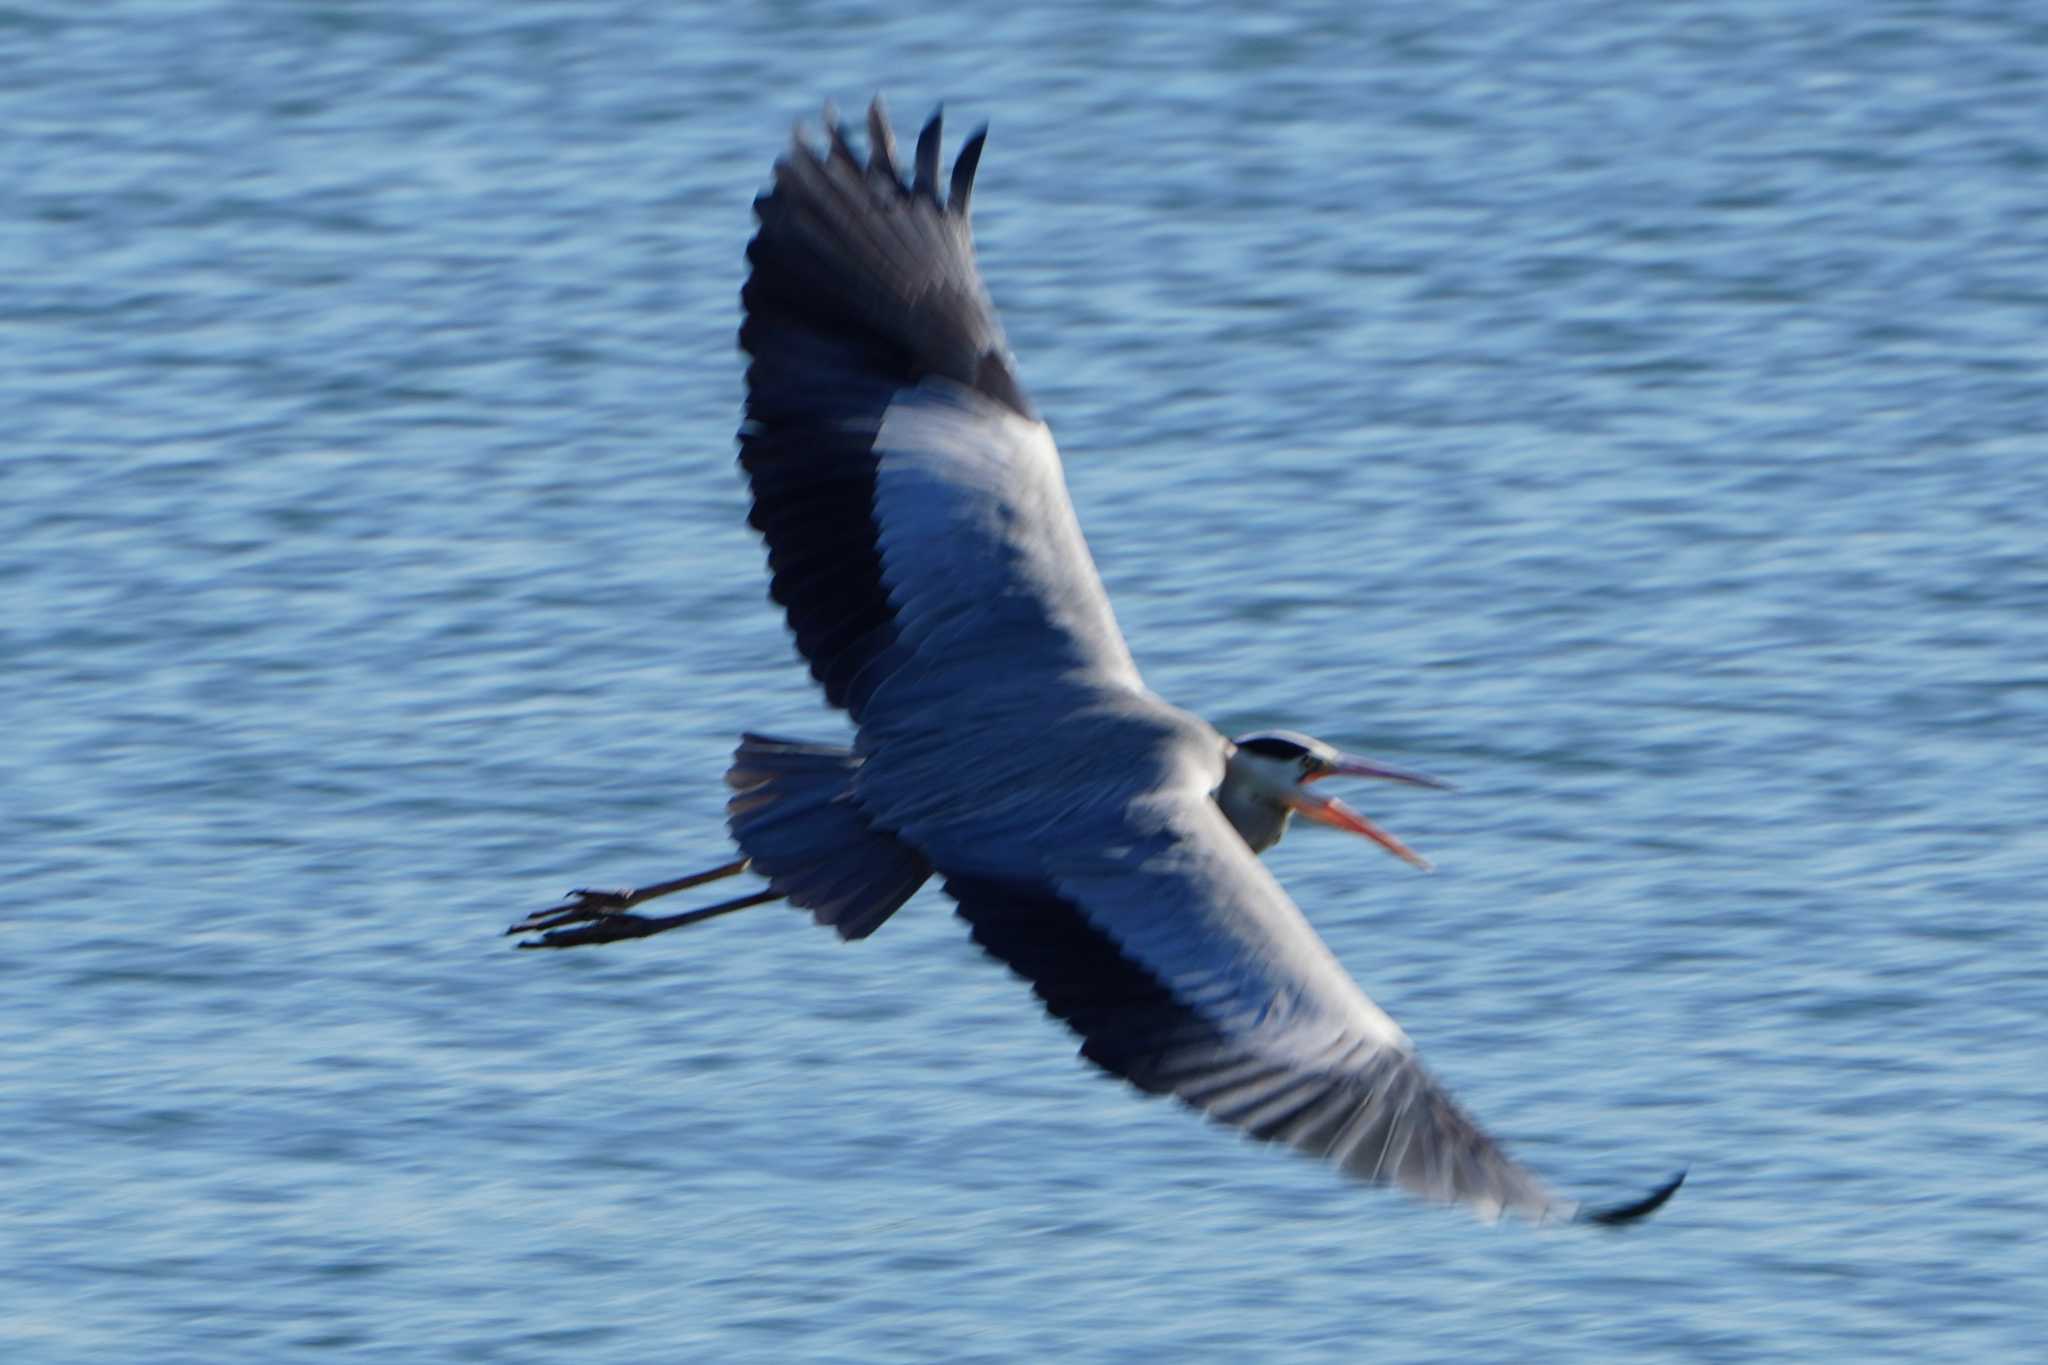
[853,697,1573,1222]
[937,785,1572,1219]
[872,384,1143,693]
[938,791,1578,1224]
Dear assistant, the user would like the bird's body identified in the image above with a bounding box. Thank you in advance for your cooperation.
[513,101,1681,1228]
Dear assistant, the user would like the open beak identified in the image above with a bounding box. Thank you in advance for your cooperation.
[1288,751,1447,871]
[1286,790,1434,871]
[1311,754,1452,791]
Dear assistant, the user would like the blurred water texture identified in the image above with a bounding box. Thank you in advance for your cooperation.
[4,2,2046,1361]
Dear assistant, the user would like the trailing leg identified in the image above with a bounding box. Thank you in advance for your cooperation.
[509,734,934,951]
[513,883,783,949]
[507,857,773,947]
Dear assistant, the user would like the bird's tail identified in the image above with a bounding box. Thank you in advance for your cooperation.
[725,733,932,940]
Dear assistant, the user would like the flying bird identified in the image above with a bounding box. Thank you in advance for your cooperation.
[511,100,1682,1227]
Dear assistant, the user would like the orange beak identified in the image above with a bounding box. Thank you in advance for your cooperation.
[1285,789,1434,871]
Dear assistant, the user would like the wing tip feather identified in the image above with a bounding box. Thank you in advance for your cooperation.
[1577,1167,1688,1227]
[913,106,944,201]
[947,125,988,215]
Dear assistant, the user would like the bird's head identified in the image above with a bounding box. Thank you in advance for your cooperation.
[1221,730,1448,869]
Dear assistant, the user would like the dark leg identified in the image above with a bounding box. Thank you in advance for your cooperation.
[507,857,774,946]
[513,887,783,949]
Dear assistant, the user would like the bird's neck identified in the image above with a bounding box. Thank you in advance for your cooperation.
[1216,783,1293,854]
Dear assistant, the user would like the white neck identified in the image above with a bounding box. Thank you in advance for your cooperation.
[1215,775,1294,854]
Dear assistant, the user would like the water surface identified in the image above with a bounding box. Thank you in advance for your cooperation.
[5,2,2046,1360]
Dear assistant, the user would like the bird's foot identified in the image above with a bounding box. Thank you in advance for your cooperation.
[506,888,642,940]
[513,907,670,950]
[507,864,782,950]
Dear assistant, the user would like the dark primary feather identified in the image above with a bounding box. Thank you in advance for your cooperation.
[946,871,1566,1223]
[739,102,1029,717]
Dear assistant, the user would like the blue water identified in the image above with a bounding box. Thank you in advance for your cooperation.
[6,2,2047,1360]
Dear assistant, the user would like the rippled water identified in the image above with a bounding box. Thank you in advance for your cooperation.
[6,2,2047,1360]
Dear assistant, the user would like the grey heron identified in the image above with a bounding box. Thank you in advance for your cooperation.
[511,101,1683,1227]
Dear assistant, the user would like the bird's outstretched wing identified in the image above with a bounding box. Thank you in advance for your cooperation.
[741,101,1141,723]
[741,102,1681,1226]
[938,792,1679,1225]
